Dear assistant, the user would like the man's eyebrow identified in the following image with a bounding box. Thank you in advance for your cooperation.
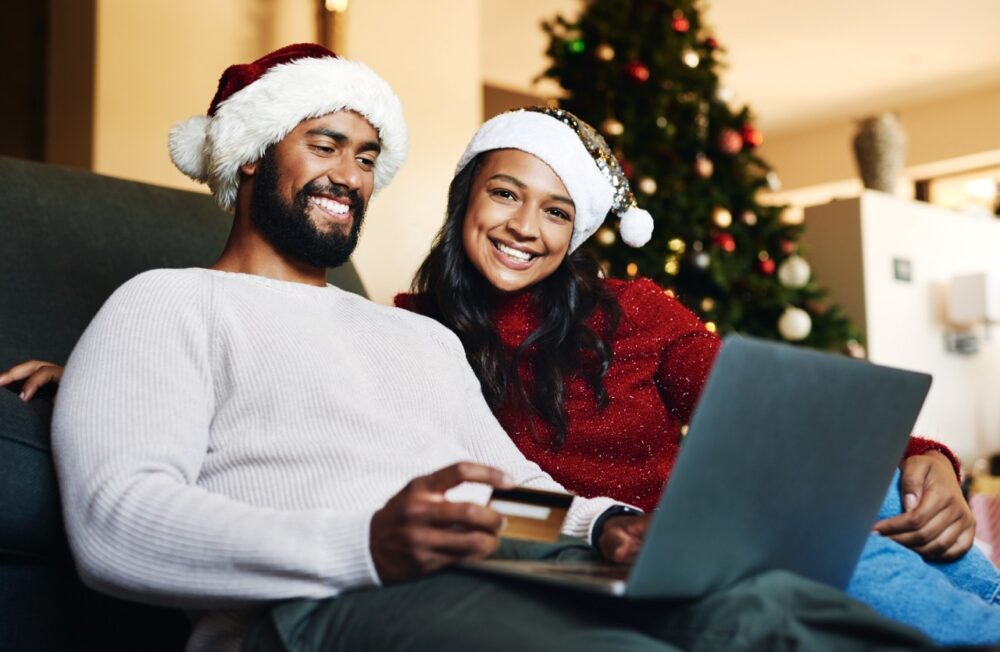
[550,194,575,208]
[306,128,381,155]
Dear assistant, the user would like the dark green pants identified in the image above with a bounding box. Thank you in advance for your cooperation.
[243,539,933,652]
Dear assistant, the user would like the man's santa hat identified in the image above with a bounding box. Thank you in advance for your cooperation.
[169,43,408,210]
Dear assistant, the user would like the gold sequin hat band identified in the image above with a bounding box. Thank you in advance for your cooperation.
[454,107,654,251]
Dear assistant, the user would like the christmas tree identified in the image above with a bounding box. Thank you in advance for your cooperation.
[541,0,860,351]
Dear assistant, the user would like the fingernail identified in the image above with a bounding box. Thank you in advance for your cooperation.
[903,493,918,511]
[19,391,27,401]
[501,473,515,487]
[500,517,508,531]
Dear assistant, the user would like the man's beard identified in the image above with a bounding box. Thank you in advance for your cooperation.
[250,149,366,269]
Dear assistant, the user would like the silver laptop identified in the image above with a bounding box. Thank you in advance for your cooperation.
[464,335,932,598]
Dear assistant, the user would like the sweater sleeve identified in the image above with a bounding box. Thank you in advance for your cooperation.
[52,272,379,609]
[903,436,962,481]
[439,331,620,543]
[623,278,721,423]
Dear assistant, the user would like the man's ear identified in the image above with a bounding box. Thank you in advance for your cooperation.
[240,160,259,177]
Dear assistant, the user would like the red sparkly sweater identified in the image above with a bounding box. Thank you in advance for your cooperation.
[395,277,959,511]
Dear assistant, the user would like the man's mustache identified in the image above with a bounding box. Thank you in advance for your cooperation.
[300,180,364,214]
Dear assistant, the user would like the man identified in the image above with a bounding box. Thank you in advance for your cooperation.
[52,44,931,652]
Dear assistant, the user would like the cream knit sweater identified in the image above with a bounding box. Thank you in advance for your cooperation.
[52,268,616,651]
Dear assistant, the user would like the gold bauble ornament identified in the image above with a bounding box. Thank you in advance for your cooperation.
[694,154,714,178]
[595,43,615,61]
[601,118,625,137]
[595,226,617,246]
[712,206,733,228]
[637,176,657,195]
[682,48,700,68]
[741,210,757,226]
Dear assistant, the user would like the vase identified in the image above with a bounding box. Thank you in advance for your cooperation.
[852,113,907,193]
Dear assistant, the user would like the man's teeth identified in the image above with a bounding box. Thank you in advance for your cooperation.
[495,241,532,262]
[310,196,349,215]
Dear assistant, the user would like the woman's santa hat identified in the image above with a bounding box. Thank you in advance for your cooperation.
[454,107,654,251]
[169,43,408,211]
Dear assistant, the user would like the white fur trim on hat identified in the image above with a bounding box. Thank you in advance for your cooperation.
[455,110,651,252]
[170,56,408,211]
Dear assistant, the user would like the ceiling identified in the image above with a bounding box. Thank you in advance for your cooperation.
[482,0,1000,135]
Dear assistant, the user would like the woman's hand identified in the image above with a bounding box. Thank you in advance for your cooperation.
[598,514,649,564]
[0,360,64,401]
[872,451,976,560]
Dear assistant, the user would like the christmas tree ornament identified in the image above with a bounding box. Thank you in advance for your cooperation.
[705,36,719,50]
[714,232,736,252]
[778,306,812,341]
[740,124,763,148]
[844,339,867,359]
[595,226,616,246]
[712,206,732,228]
[701,297,716,311]
[780,206,804,224]
[672,11,690,33]
[664,256,680,275]
[777,255,811,288]
[625,60,651,83]
[681,48,700,68]
[717,128,743,154]
[567,38,586,54]
[715,86,735,104]
[780,240,796,254]
[741,210,757,226]
[765,171,782,191]
[600,118,624,136]
[667,237,686,253]
[626,262,639,277]
[694,153,714,178]
[692,240,704,252]
[758,258,776,275]
[637,176,657,194]
[655,116,668,128]
[594,43,615,61]
[705,321,717,333]
[693,251,711,269]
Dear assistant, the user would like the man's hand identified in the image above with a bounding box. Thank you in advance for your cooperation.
[598,514,650,564]
[370,462,514,584]
[0,360,63,401]
[873,451,975,560]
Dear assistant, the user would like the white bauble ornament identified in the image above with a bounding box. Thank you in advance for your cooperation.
[777,255,811,289]
[778,306,812,341]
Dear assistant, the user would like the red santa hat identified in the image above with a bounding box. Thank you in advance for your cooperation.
[169,43,408,210]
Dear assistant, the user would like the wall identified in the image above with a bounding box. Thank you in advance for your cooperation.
[759,84,1000,202]
[803,193,1000,464]
[342,1,481,304]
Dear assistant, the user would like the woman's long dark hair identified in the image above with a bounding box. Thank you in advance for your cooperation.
[412,153,621,449]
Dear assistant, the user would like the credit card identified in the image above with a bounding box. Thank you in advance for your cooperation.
[489,487,573,542]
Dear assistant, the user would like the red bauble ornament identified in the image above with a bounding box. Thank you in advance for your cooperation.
[780,240,797,255]
[625,60,650,83]
[740,124,763,148]
[717,128,743,155]
[619,157,634,180]
[758,259,776,275]
[714,233,736,253]
[672,15,690,33]
[705,37,719,50]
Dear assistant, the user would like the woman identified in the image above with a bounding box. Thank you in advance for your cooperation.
[6,107,1000,643]
[396,106,1000,644]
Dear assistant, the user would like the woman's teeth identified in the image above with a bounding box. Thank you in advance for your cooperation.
[495,241,532,262]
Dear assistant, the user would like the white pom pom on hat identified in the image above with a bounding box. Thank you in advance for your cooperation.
[455,107,654,252]
[168,43,408,211]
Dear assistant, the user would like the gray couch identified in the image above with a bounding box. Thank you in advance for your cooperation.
[0,156,366,650]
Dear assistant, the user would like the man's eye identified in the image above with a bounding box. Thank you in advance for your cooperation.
[357,157,376,168]
[312,145,334,154]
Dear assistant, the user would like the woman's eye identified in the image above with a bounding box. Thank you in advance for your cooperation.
[548,209,572,221]
[491,189,516,200]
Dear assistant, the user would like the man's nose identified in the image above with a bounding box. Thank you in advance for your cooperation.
[324,154,362,192]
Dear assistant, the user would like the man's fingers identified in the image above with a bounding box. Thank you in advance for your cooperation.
[939,528,976,561]
[416,462,514,494]
[406,525,499,559]
[884,509,956,549]
[405,500,504,533]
